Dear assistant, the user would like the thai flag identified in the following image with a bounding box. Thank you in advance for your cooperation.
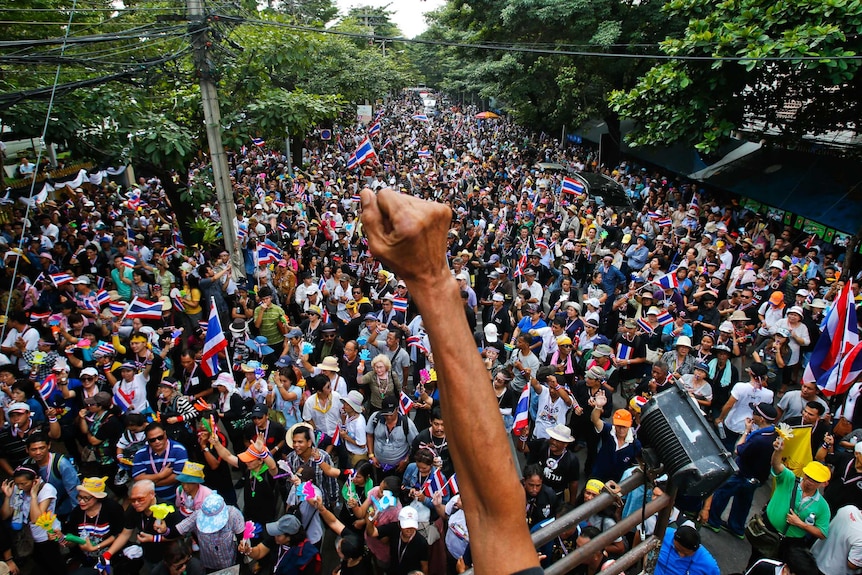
[805,282,859,388]
[406,335,428,355]
[398,391,415,415]
[126,297,162,320]
[647,211,661,221]
[109,302,127,316]
[38,374,58,403]
[278,222,288,232]
[412,114,429,122]
[173,231,185,251]
[382,138,393,149]
[637,318,655,334]
[445,473,459,496]
[421,468,447,497]
[392,297,408,313]
[201,300,227,377]
[418,149,432,159]
[257,244,281,265]
[351,194,361,202]
[535,238,548,251]
[657,217,673,227]
[368,122,381,137]
[655,310,674,326]
[30,310,51,321]
[346,137,377,170]
[162,246,179,259]
[97,276,105,290]
[321,307,330,323]
[374,108,385,122]
[113,388,134,413]
[97,342,116,356]
[561,177,585,197]
[817,341,862,397]
[237,227,248,241]
[689,194,700,214]
[50,273,74,287]
[273,199,285,209]
[318,277,326,292]
[616,343,633,361]
[653,271,679,290]
[330,426,341,447]
[512,384,531,436]
[127,189,141,210]
[95,290,111,307]
[512,245,529,278]
[252,137,266,147]
[122,255,137,268]
[805,234,815,250]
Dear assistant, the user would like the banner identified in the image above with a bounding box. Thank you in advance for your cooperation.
[783,426,813,477]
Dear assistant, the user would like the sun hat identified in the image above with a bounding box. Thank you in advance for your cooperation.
[197,493,230,533]
[719,321,734,333]
[176,461,206,484]
[316,356,340,372]
[788,305,804,316]
[76,476,109,499]
[342,390,364,413]
[240,360,261,373]
[802,461,831,483]
[729,310,749,321]
[592,344,613,358]
[213,372,235,388]
[398,506,419,530]
[675,335,692,348]
[612,409,633,427]
[586,366,606,380]
[266,514,301,536]
[546,424,575,443]
[245,336,274,356]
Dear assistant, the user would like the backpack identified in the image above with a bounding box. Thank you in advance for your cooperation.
[42,453,81,510]
[371,408,410,437]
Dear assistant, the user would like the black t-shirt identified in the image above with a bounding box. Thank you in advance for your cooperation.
[243,420,287,453]
[65,497,125,547]
[611,334,647,379]
[377,522,429,575]
[824,452,862,514]
[122,506,181,563]
[526,440,580,497]
[526,484,559,529]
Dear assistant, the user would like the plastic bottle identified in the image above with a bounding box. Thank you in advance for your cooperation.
[716,422,727,439]
[805,513,816,525]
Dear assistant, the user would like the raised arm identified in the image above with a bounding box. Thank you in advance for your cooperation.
[361,188,540,575]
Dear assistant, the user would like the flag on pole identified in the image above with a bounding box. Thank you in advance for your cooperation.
[126,298,163,320]
[421,468,447,497]
[512,384,531,436]
[637,318,655,334]
[38,374,58,403]
[201,300,227,377]
[657,217,673,227]
[653,271,680,290]
[382,138,393,149]
[392,297,408,313]
[406,335,428,355]
[655,310,674,326]
[561,177,585,197]
[252,137,266,147]
[512,245,529,278]
[330,426,342,447]
[444,473,459,495]
[113,388,134,413]
[95,290,111,308]
[689,194,700,214]
[418,149,432,159]
[816,341,862,397]
[367,122,381,137]
[256,244,282,266]
[109,302,127,316]
[412,114,429,122]
[346,137,377,170]
[30,310,51,322]
[647,211,661,221]
[49,273,74,287]
[804,282,859,387]
[121,255,137,268]
[398,391,415,415]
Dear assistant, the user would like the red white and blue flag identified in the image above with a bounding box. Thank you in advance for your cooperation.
[817,341,862,397]
[392,297,408,313]
[445,473,459,496]
[257,244,281,266]
[647,211,661,221]
[330,426,342,447]
[805,282,859,390]
[252,137,266,147]
[121,255,137,268]
[50,273,74,287]
[382,138,393,149]
[653,271,679,290]
[127,189,141,210]
[561,177,585,197]
[657,217,673,227]
[109,302,127,316]
[656,310,674,326]
[201,300,227,377]
[126,297,162,320]
[421,468,447,497]
[512,384,531,436]
[173,231,186,251]
[418,149,432,159]
[398,391,415,415]
[161,246,179,259]
[30,310,51,321]
[346,137,377,170]
[367,122,381,137]
[96,342,116,356]
[38,374,58,403]
[637,317,655,334]
[95,290,111,308]
[412,114,429,122]
[407,335,428,355]
[616,343,633,361]
[113,387,134,413]
[689,194,700,214]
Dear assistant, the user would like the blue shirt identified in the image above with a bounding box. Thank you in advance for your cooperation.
[654,528,720,575]
[591,422,641,483]
[132,440,188,503]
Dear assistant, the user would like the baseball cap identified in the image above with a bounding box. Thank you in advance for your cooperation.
[265,514,301,536]
[398,506,419,530]
[673,525,701,551]
[612,409,633,427]
[483,324,499,343]
[379,395,398,415]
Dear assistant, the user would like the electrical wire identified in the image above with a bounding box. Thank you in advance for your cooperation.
[1,0,80,342]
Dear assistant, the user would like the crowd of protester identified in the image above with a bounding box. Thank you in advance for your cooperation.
[0,90,860,575]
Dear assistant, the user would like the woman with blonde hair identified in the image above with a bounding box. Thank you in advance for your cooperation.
[360,354,401,413]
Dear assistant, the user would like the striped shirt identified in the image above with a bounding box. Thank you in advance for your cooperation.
[176,504,245,570]
[131,440,188,503]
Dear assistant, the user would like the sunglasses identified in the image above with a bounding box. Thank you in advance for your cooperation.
[130,496,149,503]
[147,434,166,444]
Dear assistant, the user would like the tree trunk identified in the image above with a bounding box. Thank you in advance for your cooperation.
[142,163,195,244]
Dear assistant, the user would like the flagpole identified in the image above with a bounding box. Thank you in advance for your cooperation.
[213,296,234,373]
[118,296,137,325]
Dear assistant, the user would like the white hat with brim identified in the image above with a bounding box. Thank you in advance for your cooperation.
[342,390,364,413]
[546,424,575,443]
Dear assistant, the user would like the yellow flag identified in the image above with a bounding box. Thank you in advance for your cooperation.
[783,426,813,477]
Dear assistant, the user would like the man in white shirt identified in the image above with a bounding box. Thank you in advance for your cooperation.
[0,312,41,371]
[714,362,774,450]
[518,268,544,304]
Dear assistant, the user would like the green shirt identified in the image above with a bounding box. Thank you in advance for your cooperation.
[765,466,830,539]
[256,304,287,345]
[111,267,134,301]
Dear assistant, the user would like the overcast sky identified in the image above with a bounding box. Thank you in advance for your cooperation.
[334,0,446,38]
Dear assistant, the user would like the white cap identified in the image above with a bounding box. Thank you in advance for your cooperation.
[398,506,419,530]
[80,367,99,377]
[483,324,499,343]
[492,293,505,302]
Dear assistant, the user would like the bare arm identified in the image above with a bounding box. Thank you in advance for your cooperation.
[361,188,540,575]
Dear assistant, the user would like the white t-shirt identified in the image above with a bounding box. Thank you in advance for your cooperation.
[1,326,40,371]
[533,386,572,440]
[15,483,60,542]
[343,413,368,455]
[113,373,150,413]
[725,382,774,434]
[812,505,862,575]
[302,391,342,436]
[778,390,829,422]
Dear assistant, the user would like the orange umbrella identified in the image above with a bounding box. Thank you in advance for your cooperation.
[474,111,500,119]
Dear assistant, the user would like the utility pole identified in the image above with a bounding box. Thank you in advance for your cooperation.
[187,0,244,279]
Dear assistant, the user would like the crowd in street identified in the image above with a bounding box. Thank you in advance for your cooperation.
[0,90,861,575]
